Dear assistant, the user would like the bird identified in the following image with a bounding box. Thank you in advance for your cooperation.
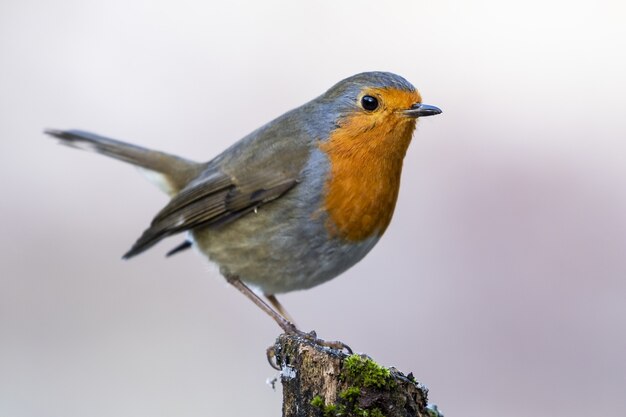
[46,71,441,340]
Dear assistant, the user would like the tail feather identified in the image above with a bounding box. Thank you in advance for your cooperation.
[45,129,205,195]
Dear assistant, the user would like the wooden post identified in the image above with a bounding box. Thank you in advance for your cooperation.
[273,334,442,417]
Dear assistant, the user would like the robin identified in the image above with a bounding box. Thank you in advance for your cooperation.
[46,71,441,341]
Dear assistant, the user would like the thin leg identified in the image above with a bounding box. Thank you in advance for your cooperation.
[265,294,296,325]
[225,274,296,333]
[225,274,353,365]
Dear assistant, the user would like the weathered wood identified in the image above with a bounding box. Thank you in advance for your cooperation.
[274,334,440,417]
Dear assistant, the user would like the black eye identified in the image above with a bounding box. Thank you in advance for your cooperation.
[361,95,379,111]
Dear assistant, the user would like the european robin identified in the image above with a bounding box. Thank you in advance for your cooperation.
[46,71,441,339]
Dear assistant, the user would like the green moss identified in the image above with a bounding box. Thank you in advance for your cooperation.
[339,386,361,402]
[342,354,394,389]
[311,386,387,416]
[369,408,385,417]
[310,355,395,417]
[323,404,338,417]
[311,396,342,417]
[311,395,325,408]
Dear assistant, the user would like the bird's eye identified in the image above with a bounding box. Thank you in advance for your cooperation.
[361,95,379,111]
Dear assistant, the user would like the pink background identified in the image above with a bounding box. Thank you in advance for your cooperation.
[1,1,625,416]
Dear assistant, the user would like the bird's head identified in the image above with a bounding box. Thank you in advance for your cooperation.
[316,72,442,241]
[321,72,441,144]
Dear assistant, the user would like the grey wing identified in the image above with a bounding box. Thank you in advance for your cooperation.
[122,169,298,259]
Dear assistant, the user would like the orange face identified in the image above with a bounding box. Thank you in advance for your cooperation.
[319,87,423,241]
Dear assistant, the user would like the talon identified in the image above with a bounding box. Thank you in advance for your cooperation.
[322,340,352,354]
[291,330,352,354]
[337,341,353,354]
[266,345,281,370]
[291,328,317,340]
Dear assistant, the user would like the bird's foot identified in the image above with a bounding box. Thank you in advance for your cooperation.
[266,328,352,370]
[293,329,353,354]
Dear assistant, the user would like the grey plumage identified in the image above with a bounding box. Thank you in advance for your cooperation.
[46,71,424,295]
[44,129,204,194]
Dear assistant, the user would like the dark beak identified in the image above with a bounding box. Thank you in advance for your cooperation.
[404,103,442,118]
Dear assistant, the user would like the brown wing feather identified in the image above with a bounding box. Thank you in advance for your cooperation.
[122,170,298,259]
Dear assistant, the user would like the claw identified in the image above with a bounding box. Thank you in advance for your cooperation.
[293,329,353,354]
[266,345,281,370]
[320,339,352,354]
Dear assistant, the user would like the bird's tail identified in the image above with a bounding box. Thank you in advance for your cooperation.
[45,129,205,196]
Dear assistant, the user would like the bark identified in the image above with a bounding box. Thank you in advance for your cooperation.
[273,333,441,417]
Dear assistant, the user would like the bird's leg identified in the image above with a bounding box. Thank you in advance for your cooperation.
[225,274,353,369]
[225,274,297,333]
[265,294,296,325]
[264,294,352,353]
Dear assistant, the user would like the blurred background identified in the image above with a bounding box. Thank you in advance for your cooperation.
[1,1,625,416]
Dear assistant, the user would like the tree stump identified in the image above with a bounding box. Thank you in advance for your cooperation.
[273,333,441,417]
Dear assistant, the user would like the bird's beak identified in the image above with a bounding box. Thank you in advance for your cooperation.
[403,103,442,118]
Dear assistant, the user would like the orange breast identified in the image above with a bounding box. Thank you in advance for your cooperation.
[319,103,417,241]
